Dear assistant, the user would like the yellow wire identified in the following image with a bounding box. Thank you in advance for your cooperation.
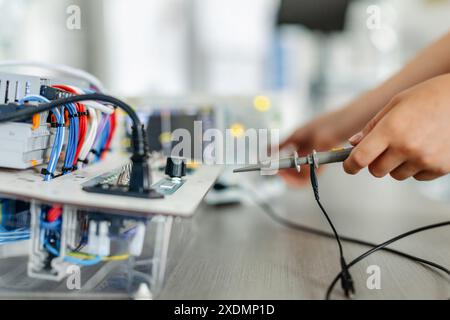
[66,252,95,259]
[102,254,130,261]
[66,251,129,261]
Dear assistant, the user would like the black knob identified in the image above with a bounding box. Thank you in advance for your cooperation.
[165,157,186,178]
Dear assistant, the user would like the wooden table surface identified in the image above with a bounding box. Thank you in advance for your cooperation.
[159,166,450,300]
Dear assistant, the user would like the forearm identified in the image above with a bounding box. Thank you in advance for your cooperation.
[339,31,450,138]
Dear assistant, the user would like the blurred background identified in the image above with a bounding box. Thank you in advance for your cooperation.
[1,0,450,200]
[1,0,449,137]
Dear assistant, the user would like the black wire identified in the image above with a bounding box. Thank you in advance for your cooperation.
[1,94,138,125]
[309,162,355,296]
[255,198,448,271]
[248,175,450,299]
[0,93,140,126]
[316,197,344,258]
[0,93,145,155]
[325,221,450,299]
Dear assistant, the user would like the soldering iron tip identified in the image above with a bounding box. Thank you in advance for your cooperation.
[233,165,261,173]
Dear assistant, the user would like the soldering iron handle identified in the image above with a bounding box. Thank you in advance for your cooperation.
[315,147,353,165]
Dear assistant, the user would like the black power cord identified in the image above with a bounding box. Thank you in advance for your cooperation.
[250,168,450,299]
[325,221,450,299]
[0,93,152,194]
[255,196,450,298]
[309,161,354,298]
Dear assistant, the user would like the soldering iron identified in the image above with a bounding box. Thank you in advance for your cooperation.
[233,147,353,173]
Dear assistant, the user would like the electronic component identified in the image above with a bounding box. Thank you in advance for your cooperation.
[0,73,51,169]
[165,156,186,178]
[0,69,222,299]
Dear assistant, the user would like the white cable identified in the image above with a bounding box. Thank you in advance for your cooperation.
[0,60,106,92]
[66,85,100,165]
[78,107,98,165]
[65,85,113,114]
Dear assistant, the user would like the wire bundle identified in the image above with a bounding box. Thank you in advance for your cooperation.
[0,226,30,244]
[41,206,129,266]
[61,102,79,174]
[52,85,88,170]
[19,85,117,180]
[19,95,65,181]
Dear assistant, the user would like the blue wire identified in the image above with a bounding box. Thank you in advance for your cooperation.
[0,224,30,244]
[19,95,65,181]
[64,255,102,266]
[44,241,102,266]
[97,117,110,162]
[62,102,79,173]
[40,219,62,230]
[44,242,60,256]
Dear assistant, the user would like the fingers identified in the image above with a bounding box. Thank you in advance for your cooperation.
[343,95,403,175]
[389,162,421,181]
[368,95,401,129]
[347,96,401,147]
[413,171,443,181]
[368,149,405,178]
[343,129,389,175]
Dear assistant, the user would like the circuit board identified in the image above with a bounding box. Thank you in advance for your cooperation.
[0,153,222,217]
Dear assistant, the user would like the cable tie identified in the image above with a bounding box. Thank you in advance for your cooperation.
[78,158,89,164]
[50,122,65,128]
[40,168,54,178]
[61,166,73,173]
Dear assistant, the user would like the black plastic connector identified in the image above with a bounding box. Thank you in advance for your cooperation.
[340,257,355,298]
[129,125,152,193]
[40,85,73,101]
[82,125,162,199]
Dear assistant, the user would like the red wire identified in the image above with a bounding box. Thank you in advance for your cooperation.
[47,206,62,222]
[101,110,117,159]
[52,85,87,167]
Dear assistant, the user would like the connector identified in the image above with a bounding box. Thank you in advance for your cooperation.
[83,124,163,199]
[40,85,73,101]
[340,257,355,298]
[129,222,146,256]
[97,221,110,256]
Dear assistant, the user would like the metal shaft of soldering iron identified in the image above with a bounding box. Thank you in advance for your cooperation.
[313,147,353,166]
[232,157,299,173]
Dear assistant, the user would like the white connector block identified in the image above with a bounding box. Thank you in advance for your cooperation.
[129,222,146,256]
[97,221,110,256]
[86,220,111,256]
[0,122,52,169]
